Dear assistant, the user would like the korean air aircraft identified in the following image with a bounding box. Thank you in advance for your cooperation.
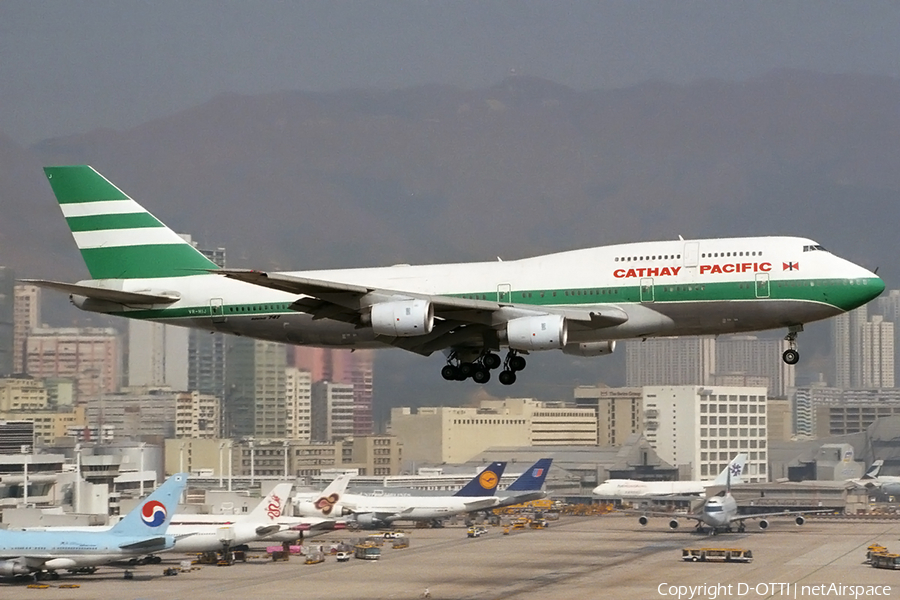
[0,473,186,579]
[29,166,884,385]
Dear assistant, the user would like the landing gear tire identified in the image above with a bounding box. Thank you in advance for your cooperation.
[459,362,477,378]
[782,348,799,365]
[482,353,502,370]
[441,365,460,381]
[508,355,527,372]
[498,370,517,385]
[472,369,491,384]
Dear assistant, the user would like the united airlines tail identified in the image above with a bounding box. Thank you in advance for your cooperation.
[711,454,746,486]
[109,473,188,537]
[454,462,506,497]
[506,458,552,492]
[43,165,218,279]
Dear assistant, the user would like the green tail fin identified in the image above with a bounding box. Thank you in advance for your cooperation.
[44,166,219,279]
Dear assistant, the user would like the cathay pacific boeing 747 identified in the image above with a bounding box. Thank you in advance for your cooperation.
[28,166,884,385]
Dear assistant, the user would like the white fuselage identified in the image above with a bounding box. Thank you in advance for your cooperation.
[329,493,499,522]
[80,236,882,352]
[593,479,717,498]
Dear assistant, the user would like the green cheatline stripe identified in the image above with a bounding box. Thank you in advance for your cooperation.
[80,244,220,279]
[44,166,129,204]
[106,277,881,320]
[66,213,163,232]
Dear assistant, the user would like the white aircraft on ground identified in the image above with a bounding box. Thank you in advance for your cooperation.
[296,464,506,528]
[592,454,746,499]
[0,473,186,580]
[28,166,884,385]
[632,468,829,534]
[854,460,900,496]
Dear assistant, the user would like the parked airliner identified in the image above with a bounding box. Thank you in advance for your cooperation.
[633,468,829,534]
[0,473,186,579]
[29,166,884,384]
[593,455,746,499]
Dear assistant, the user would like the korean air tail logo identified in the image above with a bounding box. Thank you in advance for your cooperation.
[141,500,167,527]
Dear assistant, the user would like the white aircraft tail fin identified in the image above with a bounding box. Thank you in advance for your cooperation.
[712,454,746,487]
[248,483,294,522]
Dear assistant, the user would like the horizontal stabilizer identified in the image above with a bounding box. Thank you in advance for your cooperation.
[463,498,500,511]
[255,524,282,537]
[21,279,180,305]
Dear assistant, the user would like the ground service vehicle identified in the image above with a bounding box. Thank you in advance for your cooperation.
[871,553,900,570]
[354,543,381,560]
[682,548,753,563]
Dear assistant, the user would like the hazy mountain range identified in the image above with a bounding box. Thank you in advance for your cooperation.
[2,70,899,423]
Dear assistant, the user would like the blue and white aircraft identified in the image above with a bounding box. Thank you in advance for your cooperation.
[0,473,187,579]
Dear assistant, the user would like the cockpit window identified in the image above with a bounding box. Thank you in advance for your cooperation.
[704,505,724,512]
[802,245,827,252]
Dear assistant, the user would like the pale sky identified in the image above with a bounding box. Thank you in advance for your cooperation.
[2,1,900,144]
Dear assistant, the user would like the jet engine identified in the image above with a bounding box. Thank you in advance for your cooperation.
[758,519,769,530]
[638,515,649,526]
[562,341,616,357]
[0,559,31,577]
[668,519,679,530]
[354,513,385,529]
[505,315,567,351]
[370,300,434,337]
[795,515,805,526]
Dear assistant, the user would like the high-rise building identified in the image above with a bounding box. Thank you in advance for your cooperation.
[873,289,900,386]
[285,367,312,441]
[86,389,179,440]
[13,284,41,374]
[715,335,794,397]
[0,267,14,376]
[0,420,34,454]
[861,316,894,388]
[293,347,374,435]
[188,245,227,401]
[833,306,868,388]
[311,381,355,442]
[224,338,287,438]
[642,385,768,482]
[625,337,715,386]
[174,391,221,439]
[128,320,189,389]
[573,386,642,446]
[25,327,121,401]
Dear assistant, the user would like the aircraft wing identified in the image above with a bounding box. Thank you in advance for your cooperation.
[118,536,169,551]
[21,279,181,305]
[215,269,628,354]
[463,498,501,511]
[731,509,834,523]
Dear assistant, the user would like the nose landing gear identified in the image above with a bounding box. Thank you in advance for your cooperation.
[782,325,803,365]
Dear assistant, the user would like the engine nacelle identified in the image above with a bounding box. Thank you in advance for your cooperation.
[562,341,616,357]
[370,300,434,337]
[668,519,679,530]
[758,519,769,530]
[638,515,649,526]
[795,515,805,526]
[354,513,384,529]
[506,315,567,351]
[0,559,31,576]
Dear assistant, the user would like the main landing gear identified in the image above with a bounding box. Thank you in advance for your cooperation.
[782,324,803,365]
[441,350,526,385]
